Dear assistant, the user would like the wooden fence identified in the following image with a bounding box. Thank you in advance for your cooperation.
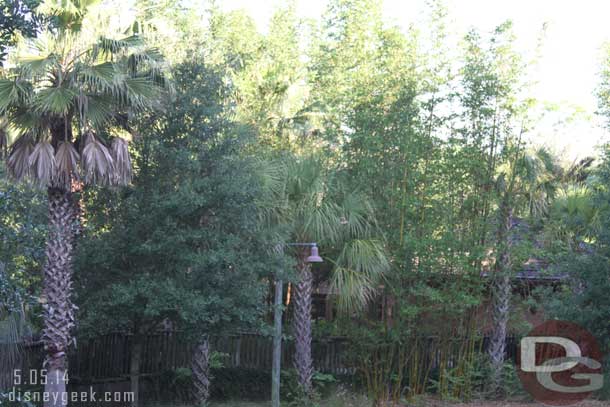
[8,332,516,385]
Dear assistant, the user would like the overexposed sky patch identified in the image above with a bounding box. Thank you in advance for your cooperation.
[222,0,610,160]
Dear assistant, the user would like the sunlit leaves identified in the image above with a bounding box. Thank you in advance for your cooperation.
[18,53,60,77]
[0,80,32,112]
[0,0,170,189]
[33,86,76,114]
[94,35,142,57]
[78,61,116,89]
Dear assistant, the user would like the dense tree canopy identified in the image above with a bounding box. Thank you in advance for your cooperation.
[1,0,609,405]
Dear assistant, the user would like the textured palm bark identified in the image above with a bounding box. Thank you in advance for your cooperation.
[42,187,77,407]
[293,257,313,394]
[488,210,515,398]
[488,273,511,397]
[191,336,211,406]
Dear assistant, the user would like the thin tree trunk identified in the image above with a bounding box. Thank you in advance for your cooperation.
[192,336,211,406]
[488,273,510,396]
[42,187,76,407]
[130,337,143,407]
[293,257,313,394]
[488,210,515,397]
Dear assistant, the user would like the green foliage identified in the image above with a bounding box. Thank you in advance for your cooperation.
[0,167,44,393]
[597,43,610,129]
[211,368,270,401]
[0,0,46,63]
[1,0,609,404]
[280,369,340,407]
[74,57,269,341]
[0,170,46,294]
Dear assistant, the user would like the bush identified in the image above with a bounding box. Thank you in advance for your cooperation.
[210,367,270,401]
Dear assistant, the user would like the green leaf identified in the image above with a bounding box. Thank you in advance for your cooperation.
[78,61,117,90]
[85,95,114,127]
[0,80,32,112]
[18,54,59,77]
[95,35,142,56]
[33,86,76,114]
[124,77,160,107]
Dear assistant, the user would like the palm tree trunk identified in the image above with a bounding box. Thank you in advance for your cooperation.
[488,210,515,398]
[293,257,313,394]
[191,336,211,406]
[42,187,77,407]
[488,273,510,397]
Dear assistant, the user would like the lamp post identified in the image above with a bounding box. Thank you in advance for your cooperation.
[272,243,322,407]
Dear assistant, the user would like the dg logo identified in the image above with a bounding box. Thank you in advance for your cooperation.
[517,320,604,405]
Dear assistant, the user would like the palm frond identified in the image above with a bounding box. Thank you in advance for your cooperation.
[81,133,114,185]
[123,77,161,106]
[300,200,342,243]
[126,48,164,73]
[94,35,142,57]
[18,54,60,77]
[7,136,34,181]
[28,141,56,186]
[0,80,32,112]
[4,109,42,134]
[330,239,389,312]
[33,86,76,115]
[78,61,117,90]
[0,309,30,370]
[82,95,114,128]
[110,137,131,185]
[338,191,377,239]
[54,141,80,189]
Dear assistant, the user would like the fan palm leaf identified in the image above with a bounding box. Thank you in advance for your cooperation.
[267,154,389,393]
[54,141,80,189]
[0,80,32,112]
[1,2,170,406]
[81,134,114,185]
[7,135,34,180]
[33,86,77,115]
[110,137,131,185]
[28,141,56,186]
[330,239,389,311]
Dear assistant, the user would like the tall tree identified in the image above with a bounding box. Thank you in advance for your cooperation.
[487,145,558,396]
[0,1,168,404]
[75,58,268,407]
[263,155,389,393]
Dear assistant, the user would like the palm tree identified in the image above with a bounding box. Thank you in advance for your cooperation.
[263,155,389,394]
[0,1,169,405]
[487,146,558,397]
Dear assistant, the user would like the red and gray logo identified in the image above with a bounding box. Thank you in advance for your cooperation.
[517,320,604,405]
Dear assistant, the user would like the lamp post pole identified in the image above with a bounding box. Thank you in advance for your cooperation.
[271,243,322,407]
[271,278,283,407]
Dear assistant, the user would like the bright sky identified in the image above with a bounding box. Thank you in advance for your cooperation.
[222,0,610,161]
